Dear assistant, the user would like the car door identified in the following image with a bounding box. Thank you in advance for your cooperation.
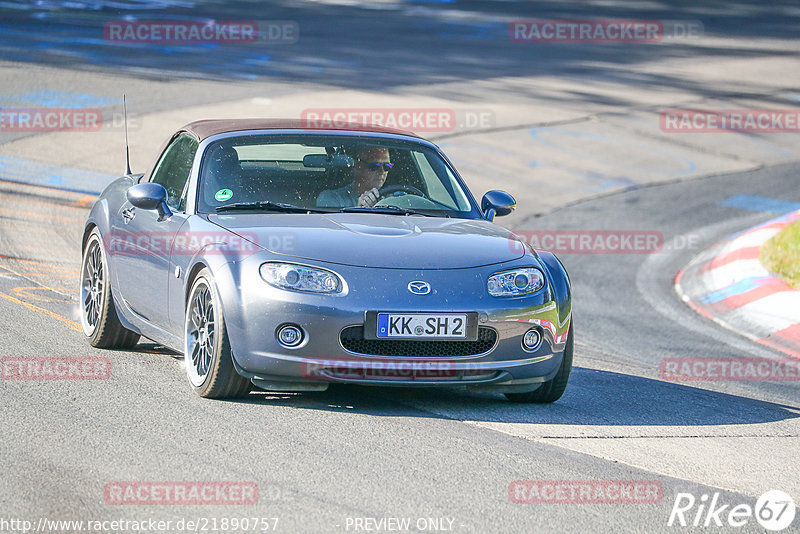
[110,132,198,326]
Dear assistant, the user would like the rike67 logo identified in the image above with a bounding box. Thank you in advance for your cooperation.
[668,490,795,531]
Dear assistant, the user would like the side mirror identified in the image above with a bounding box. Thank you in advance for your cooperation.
[126,183,173,221]
[481,190,516,221]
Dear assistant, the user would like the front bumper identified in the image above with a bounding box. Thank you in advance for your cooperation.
[217,256,571,390]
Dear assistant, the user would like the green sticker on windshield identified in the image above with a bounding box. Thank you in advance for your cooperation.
[215,189,233,202]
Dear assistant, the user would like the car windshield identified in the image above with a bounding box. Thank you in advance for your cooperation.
[196,134,478,217]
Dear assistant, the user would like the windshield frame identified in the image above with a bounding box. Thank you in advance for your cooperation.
[188,130,483,219]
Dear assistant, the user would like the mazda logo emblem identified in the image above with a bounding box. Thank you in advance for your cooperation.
[407,281,431,295]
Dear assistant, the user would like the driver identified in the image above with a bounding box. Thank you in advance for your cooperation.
[317,147,392,208]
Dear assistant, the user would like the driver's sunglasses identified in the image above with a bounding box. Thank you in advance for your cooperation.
[362,161,393,172]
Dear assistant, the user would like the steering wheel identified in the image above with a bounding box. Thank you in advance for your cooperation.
[379,184,425,198]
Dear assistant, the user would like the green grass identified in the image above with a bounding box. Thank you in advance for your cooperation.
[760,220,800,289]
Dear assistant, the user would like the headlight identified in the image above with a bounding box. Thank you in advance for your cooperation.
[260,262,344,294]
[487,267,545,297]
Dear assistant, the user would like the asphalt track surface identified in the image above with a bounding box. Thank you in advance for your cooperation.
[1,1,800,533]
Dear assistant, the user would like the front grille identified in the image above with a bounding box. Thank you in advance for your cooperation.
[339,325,497,358]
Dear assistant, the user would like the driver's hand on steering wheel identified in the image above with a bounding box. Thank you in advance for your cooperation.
[357,187,381,207]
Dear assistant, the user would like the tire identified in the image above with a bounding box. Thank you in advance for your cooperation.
[80,229,140,349]
[184,268,251,399]
[505,326,573,403]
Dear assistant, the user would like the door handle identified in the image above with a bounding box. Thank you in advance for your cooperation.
[122,207,135,224]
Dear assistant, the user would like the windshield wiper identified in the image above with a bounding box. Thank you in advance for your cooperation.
[216,201,330,214]
[339,206,435,217]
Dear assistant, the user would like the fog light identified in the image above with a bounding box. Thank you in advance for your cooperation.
[522,328,542,352]
[277,324,304,347]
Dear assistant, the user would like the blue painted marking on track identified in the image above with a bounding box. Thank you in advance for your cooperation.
[700,276,772,304]
[0,20,301,81]
[0,1,195,10]
[410,19,505,41]
[0,156,116,195]
[438,22,503,41]
[584,171,638,193]
[720,195,800,214]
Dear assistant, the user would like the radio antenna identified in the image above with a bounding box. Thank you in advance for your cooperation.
[123,94,132,175]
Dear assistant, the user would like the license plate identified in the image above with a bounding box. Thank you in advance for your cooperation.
[367,312,479,340]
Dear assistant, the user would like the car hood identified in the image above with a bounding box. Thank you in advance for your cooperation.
[207,213,526,269]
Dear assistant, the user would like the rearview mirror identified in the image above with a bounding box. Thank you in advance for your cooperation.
[481,190,516,221]
[126,183,173,221]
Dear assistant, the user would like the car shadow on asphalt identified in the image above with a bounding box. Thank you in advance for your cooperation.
[127,342,182,357]
[224,366,800,427]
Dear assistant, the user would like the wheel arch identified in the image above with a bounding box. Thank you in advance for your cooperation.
[185,261,211,305]
[537,250,572,329]
[82,223,97,250]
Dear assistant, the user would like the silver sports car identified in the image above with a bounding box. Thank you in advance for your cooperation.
[80,120,572,402]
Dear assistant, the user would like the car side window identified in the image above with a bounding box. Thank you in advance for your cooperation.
[150,133,198,211]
